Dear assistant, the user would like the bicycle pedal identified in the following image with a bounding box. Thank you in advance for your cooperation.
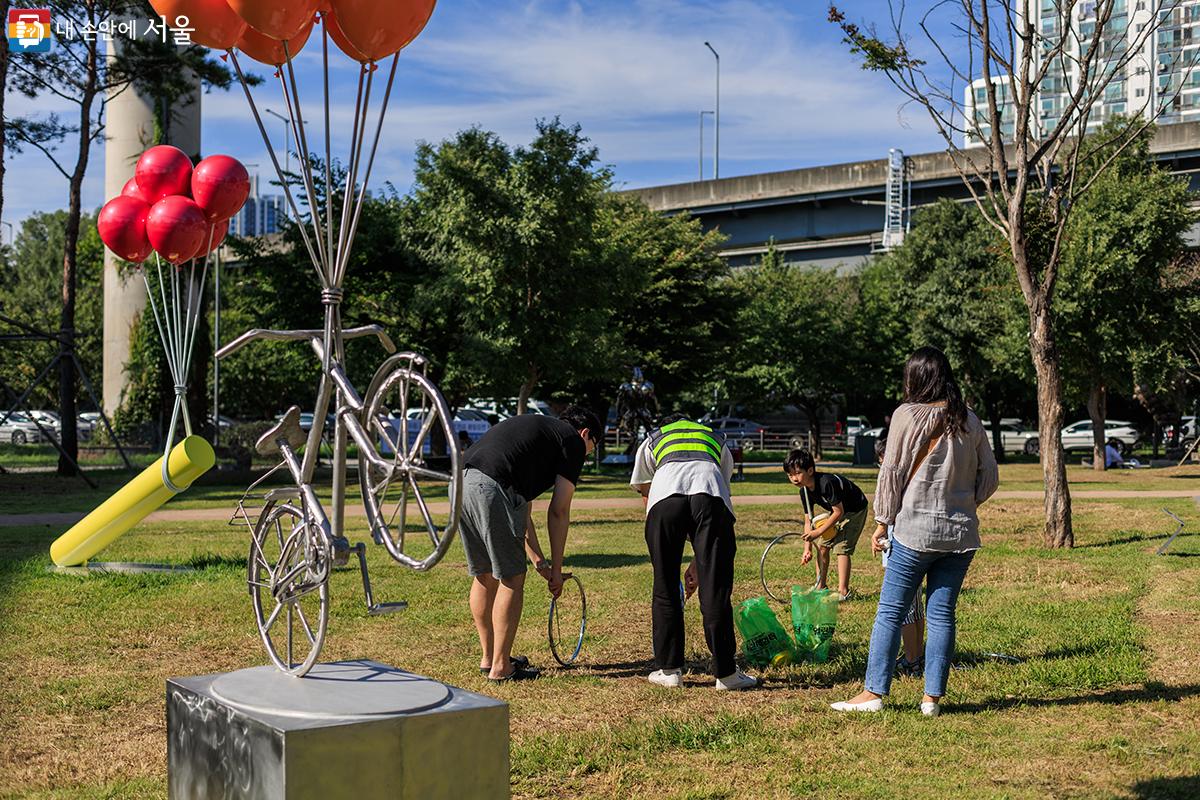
[368,601,408,616]
[331,535,351,567]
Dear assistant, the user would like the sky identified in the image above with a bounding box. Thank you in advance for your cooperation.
[3,0,954,233]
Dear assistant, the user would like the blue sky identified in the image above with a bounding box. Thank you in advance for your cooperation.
[5,0,951,231]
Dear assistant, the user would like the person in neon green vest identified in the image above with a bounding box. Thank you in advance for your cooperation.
[630,414,758,691]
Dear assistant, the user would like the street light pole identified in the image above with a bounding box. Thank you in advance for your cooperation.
[704,41,720,179]
[698,110,713,180]
[264,108,295,174]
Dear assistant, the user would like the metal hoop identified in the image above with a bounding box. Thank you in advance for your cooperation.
[759,531,807,604]
[548,574,587,667]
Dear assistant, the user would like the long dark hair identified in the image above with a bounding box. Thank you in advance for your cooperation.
[902,346,968,436]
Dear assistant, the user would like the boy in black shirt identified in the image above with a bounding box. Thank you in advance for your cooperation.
[783,449,869,601]
[460,405,600,681]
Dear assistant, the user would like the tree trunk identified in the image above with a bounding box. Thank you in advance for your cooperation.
[989,409,1006,464]
[1029,303,1073,548]
[516,366,538,415]
[57,34,98,476]
[1088,378,1107,472]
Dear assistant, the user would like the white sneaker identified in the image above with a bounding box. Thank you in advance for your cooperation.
[830,697,883,712]
[715,669,759,691]
[920,701,940,717]
[647,669,683,688]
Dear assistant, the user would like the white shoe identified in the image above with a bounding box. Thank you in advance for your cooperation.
[830,697,883,712]
[647,669,682,688]
[920,701,940,717]
[715,669,759,691]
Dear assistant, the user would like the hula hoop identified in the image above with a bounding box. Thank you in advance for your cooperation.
[759,531,807,604]
[548,574,587,666]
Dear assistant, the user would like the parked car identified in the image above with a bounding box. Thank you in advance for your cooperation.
[845,415,871,447]
[1164,416,1196,447]
[0,411,46,444]
[1024,419,1141,456]
[705,417,766,447]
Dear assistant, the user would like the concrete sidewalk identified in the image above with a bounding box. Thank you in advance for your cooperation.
[4,488,1198,528]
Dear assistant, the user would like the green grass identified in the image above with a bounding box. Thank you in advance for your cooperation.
[1,484,1199,798]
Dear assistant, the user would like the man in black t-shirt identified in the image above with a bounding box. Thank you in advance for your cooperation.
[782,449,870,601]
[460,405,601,681]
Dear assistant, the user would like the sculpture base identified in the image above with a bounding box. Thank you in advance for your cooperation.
[167,660,509,799]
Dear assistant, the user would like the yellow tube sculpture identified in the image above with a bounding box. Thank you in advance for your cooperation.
[50,435,216,567]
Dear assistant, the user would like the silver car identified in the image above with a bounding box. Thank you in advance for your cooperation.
[1024,419,1140,456]
[0,411,45,444]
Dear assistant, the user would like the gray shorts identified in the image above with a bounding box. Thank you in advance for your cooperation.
[459,468,529,579]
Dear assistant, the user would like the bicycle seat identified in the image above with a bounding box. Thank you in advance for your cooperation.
[256,406,307,456]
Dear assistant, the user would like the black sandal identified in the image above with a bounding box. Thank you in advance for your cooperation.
[480,655,530,675]
[487,664,540,683]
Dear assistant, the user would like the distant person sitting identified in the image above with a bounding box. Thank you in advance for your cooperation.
[1105,438,1139,468]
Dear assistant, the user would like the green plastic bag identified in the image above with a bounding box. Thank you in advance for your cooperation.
[790,586,818,653]
[736,596,794,668]
[790,587,839,662]
[811,591,839,662]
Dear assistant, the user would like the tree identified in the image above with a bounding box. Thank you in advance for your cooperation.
[873,199,1030,459]
[406,120,621,412]
[728,245,853,454]
[1056,120,1195,469]
[7,0,231,475]
[829,2,1188,546]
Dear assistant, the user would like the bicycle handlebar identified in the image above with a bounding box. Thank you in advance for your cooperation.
[216,325,397,360]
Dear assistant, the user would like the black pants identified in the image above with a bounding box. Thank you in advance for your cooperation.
[645,493,737,678]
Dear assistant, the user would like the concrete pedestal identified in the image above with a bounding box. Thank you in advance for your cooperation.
[167,660,509,799]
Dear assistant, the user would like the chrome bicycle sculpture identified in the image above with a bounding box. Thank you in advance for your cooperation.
[209,3,461,676]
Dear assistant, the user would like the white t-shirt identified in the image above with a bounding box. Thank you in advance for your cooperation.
[630,437,736,517]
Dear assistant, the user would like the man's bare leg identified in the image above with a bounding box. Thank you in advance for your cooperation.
[471,574,499,670]
[488,572,527,680]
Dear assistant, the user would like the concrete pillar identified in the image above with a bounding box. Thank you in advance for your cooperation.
[102,42,201,415]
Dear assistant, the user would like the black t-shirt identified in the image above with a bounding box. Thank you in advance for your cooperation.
[800,471,868,516]
[465,415,586,502]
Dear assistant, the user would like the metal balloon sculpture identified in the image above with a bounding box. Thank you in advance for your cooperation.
[52,147,250,569]
[143,0,458,676]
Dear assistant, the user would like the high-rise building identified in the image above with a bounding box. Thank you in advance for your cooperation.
[230,175,287,238]
[964,1,1199,146]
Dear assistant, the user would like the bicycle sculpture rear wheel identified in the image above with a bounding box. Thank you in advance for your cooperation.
[249,501,330,676]
[359,353,463,571]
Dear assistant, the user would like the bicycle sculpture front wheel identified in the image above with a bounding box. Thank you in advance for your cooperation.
[249,501,330,676]
[359,353,463,571]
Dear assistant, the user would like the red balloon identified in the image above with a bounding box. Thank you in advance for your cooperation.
[146,196,208,265]
[328,0,435,62]
[200,219,230,256]
[97,196,153,263]
[148,0,247,49]
[226,0,318,41]
[235,17,313,65]
[321,8,367,62]
[135,145,194,203]
[191,155,251,222]
[120,177,148,202]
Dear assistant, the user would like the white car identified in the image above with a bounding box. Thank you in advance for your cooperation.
[1024,419,1140,456]
[0,412,46,444]
[845,415,871,447]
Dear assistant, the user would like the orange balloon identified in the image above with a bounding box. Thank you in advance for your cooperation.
[321,9,368,63]
[235,18,314,66]
[149,0,247,49]
[227,0,319,41]
[328,0,436,62]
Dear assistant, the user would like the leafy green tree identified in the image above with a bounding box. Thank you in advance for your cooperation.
[873,200,1031,459]
[728,245,853,453]
[1056,121,1195,469]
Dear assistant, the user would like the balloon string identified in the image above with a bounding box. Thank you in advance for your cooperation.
[281,39,329,278]
[322,18,334,287]
[227,48,327,288]
[334,66,368,289]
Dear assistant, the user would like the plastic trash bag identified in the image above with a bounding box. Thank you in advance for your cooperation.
[790,587,839,662]
[736,596,794,668]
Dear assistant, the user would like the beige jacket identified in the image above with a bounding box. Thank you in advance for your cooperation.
[874,403,999,552]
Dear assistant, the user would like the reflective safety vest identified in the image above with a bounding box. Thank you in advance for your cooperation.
[646,420,726,467]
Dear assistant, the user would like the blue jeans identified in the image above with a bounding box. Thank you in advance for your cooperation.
[864,540,975,698]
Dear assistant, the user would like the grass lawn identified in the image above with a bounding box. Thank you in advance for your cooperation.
[1,480,1199,798]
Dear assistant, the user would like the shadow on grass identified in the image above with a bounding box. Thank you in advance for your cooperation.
[184,553,246,570]
[563,553,650,569]
[1129,775,1200,799]
[952,681,1200,713]
[1076,531,1198,550]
